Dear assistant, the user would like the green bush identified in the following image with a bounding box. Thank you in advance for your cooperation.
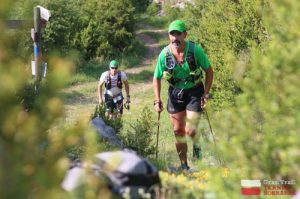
[121,107,156,157]
[41,0,82,56]
[91,104,123,134]
[79,0,136,59]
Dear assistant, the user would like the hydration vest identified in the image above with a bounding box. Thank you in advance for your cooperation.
[164,41,203,85]
[105,71,122,89]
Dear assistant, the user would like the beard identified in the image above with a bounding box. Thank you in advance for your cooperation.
[171,40,181,49]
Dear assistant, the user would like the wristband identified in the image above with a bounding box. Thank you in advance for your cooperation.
[154,100,162,106]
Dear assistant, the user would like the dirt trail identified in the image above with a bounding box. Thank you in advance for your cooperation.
[63,25,166,122]
[125,25,165,94]
[124,25,164,74]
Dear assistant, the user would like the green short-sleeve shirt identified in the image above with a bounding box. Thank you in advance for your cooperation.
[154,41,211,89]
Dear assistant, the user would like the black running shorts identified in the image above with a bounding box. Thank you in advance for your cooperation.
[167,84,204,114]
[104,94,123,114]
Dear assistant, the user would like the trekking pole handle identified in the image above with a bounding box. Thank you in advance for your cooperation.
[154,100,163,112]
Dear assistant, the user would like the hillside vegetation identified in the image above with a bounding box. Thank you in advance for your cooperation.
[1,0,299,198]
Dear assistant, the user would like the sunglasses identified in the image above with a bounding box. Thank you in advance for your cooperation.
[110,67,118,69]
[169,31,183,36]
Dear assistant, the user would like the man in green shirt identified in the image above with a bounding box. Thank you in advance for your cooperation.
[153,20,214,170]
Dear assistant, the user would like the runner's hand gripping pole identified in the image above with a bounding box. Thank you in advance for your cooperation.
[124,96,130,110]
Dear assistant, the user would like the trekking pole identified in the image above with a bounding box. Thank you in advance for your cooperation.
[204,109,216,145]
[155,111,161,159]
[204,109,223,165]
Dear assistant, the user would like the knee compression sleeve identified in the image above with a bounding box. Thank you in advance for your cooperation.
[174,129,186,143]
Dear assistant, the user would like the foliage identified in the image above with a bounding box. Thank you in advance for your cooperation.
[146,2,160,16]
[203,0,300,198]
[156,1,300,198]
[2,0,38,60]
[0,1,106,198]
[120,107,156,157]
[41,0,82,56]
[79,0,136,60]
[183,0,268,110]
[40,0,143,60]
[162,0,182,23]
[91,104,123,134]
[130,0,150,13]
[159,168,229,199]
[7,0,39,19]
[3,0,300,198]
[7,0,144,63]
[16,81,37,111]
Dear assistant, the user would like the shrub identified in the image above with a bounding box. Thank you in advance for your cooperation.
[41,0,82,56]
[91,104,123,134]
[79,0,136,59]
[121,107,156,157]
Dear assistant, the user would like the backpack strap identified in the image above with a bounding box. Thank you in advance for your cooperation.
[186,41,197,71]
[164,46,177,85]
[164,46,176,70]
[164,42,203,86]
[105,71,111,89]
[186,41,203,83]
[105,71,123,89]
[117,71,122,89]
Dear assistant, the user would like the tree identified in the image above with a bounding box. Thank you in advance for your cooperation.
[80,0,136,59]
[41,0,82,56]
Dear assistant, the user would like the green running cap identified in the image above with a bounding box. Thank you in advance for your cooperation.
[168,20,186,33]
[109,60,119,68]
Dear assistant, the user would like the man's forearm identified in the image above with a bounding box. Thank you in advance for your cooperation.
[153,77,161,101]
[124,82,130,97]
[98,84,103,101]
